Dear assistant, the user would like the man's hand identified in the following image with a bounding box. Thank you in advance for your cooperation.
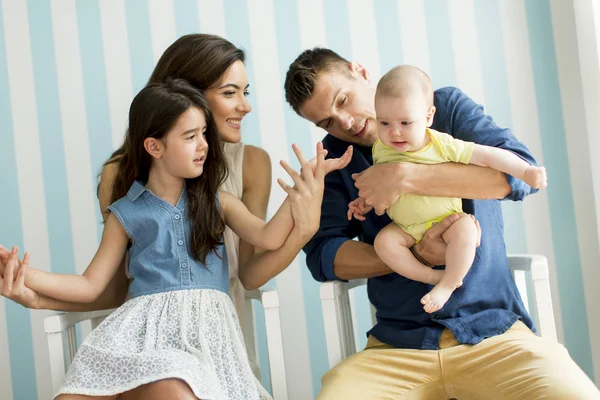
[413,213,481,266]
[304,146,354,176]
[352,162,411,215]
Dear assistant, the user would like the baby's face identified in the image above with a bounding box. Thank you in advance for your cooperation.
[374,93,434,152]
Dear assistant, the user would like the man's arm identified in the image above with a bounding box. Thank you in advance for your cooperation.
[304,168,394,282]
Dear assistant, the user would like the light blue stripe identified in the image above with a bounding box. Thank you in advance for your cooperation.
[323,0,374,354]
[27,0,76,276]
[124,0,154,93]
[75,0,114,238]
[0,2,38,398]
[474,1,528,255]
[373,0,403,73]
[174,0,199,37]
[221,0,261,148]
[524,0,594,378]
[220,1,272,392]
[323,0,352,60]
[423,0,456,89]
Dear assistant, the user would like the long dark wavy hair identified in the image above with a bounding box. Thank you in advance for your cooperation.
[108,78,228,263]
[104,34,245,261]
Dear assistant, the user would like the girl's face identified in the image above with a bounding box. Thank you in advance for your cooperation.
[204,60,252,143]
[160,106,209,179]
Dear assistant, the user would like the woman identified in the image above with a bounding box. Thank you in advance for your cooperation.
[0,34,344,400]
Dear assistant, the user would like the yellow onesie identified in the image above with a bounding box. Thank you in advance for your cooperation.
[372,128,474,241]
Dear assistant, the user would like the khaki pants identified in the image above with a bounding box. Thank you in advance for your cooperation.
[318,321,600,399]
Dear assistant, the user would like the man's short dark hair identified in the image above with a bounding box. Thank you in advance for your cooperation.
[284,48,351,115]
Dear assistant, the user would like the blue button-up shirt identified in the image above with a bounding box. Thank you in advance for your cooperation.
[108,181,229,298]
[304,87,537,349]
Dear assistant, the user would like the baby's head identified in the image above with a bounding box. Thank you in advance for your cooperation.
[375,65,435,152]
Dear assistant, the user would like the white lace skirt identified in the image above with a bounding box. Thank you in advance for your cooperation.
[56,289,272,400]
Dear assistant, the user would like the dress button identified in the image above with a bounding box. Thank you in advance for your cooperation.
[182,263,187,268]
[174,214,181,220]
[178,240,183,246]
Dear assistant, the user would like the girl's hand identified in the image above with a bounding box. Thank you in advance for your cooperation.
[0,244,11,278]
[0,247,40,309]
[278,142,327,240]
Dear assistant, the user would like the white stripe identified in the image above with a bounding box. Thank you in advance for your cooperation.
[246,0,313,398]
[571,0,600,381]
[347,0,381,79]
[498,0,565,343]
[296,0,327,49]
[99,0,133,150]
[446,0,485,104]
[0,300,13,400]
[50,0,99,273]
[148,0,177,64]
[550,0,600,379]
[2,1,54,399]
[197,0,226,37]
[296,0,328,147]
[50,0,98,342]
[397,0,430,75]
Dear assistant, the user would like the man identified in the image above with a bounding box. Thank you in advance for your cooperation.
[284,48,600,399]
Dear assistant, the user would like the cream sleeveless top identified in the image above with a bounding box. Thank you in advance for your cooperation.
[221,141,261,379]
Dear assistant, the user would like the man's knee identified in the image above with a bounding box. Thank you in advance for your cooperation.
[317,361,361,399]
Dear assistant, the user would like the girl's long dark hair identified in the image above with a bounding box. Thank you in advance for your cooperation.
[108,78,228,263]
[102,34,244,261]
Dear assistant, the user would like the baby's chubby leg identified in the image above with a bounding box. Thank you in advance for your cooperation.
[421,214,478,313]
[373,223,443,285]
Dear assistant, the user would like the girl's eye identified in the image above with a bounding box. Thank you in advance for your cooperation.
[401,121,411,126]
[223,91,235,97]
[244,91,250,97]
[380,121,388,126]
[339,96,347,107]
[187,134,196,140]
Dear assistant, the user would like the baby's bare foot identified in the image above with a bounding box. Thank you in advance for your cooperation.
[524,166,547,189]
[420,283,457,313]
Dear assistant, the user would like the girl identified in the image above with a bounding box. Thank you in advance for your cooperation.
[1,78,345,400]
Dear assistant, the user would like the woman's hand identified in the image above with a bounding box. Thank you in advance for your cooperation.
[278,142,328,240]
[0,247,40,309]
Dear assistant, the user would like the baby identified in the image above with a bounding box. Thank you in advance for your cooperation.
[348,65,547,313]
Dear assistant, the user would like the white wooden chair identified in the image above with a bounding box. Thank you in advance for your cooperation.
[320,254,557,368]
[44,286,288,399]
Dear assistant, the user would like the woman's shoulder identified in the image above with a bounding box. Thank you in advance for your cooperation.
[243,144,271,167]
[242,144,271,191]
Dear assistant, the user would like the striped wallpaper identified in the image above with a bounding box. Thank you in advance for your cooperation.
[0,1,599,399]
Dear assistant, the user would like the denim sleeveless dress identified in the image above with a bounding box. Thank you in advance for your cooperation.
[56,181,271,400]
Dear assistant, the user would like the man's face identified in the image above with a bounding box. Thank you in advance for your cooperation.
[298,63,378,147]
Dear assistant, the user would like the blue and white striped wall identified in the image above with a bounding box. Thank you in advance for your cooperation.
[1,1,599,399]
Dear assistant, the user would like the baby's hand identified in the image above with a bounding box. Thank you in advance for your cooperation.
[347,198,373,221]
[524,166,547,189]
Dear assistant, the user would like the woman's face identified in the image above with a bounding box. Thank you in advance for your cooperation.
[204,60,252,143]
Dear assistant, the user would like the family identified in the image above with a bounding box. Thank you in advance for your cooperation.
[1,34,598,400]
